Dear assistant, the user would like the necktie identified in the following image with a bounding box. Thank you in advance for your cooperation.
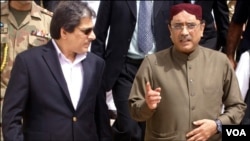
[137,1,153,54]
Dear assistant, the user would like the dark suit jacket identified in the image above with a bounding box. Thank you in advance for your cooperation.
[185,0,229,50]
[2,41,110,141]
[91,1,182,91]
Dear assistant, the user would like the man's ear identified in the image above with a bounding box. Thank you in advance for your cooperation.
[168,24,173,38]
[201,23,206,37]
[60,28,67,39]
[168,24,171,31]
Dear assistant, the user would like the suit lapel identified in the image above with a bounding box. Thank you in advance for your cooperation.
[127,1,136,19]
[153,1,164,18]
[42,41,72,107]
[77,54,93,109]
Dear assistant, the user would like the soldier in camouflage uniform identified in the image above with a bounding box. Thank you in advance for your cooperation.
[0,0,52,140]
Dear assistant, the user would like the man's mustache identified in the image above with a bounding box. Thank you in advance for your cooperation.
[179,36,192,42]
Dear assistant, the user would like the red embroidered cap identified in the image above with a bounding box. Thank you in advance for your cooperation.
[169,3,202,21]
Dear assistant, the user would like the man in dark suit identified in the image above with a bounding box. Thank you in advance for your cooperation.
[91,1,183,141]
[184,0,229,51]
[2,1,112,141]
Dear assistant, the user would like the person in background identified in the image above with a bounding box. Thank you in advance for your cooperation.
[129,3,246,141]
[34,0,59,12]
[91,1,184,140]
[236,49,250,125]
[0,0,52,140]
[184,0,229,51]
[85,1,117,119]
[2,1,112,140]
[225,0,250,69]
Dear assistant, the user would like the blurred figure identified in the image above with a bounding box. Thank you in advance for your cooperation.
[129,3,246,141]
[1,0,52,140]
[85,1,117,119]
[226,0,250,69]
[2,1,112,140]
[34,0,59,12]
[236,49,250,125]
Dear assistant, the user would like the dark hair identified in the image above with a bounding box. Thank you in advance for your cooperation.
[50,1,96,39]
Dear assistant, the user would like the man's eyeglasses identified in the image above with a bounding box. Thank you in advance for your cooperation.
[170,23,201,31]
[78,27,93,35]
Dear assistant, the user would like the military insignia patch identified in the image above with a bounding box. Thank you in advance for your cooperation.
[31,30,51,39]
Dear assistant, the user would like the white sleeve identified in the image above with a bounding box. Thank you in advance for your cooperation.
[236,51,250,100]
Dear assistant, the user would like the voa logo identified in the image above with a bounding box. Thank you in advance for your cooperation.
[226,129,246,136]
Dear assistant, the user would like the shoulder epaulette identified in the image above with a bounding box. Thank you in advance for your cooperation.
[41,8,53,17]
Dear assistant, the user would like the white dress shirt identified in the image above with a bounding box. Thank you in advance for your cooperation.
[52,39,86,109]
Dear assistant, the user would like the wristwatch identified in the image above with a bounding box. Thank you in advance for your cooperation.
[215,119,222,133]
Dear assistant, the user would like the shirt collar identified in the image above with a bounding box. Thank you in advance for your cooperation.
[52,39,87,64]
[172,45,200,62]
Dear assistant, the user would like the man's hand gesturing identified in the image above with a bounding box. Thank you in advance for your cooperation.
[145,82,161,110]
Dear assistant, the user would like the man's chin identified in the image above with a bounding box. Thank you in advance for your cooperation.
[180,46,194,54]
